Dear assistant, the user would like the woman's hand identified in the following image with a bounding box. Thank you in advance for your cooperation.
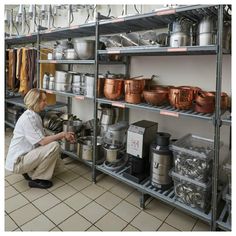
[64,132,76,143]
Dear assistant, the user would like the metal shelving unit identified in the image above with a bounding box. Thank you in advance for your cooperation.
[93,4,231,231]
[5,4,231,231]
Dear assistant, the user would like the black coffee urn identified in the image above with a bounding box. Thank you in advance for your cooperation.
[150,132,173,189]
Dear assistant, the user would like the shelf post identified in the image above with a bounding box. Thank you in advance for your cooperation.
[36,25,41,89]
[92,12,100,183]
[211,4,224,231]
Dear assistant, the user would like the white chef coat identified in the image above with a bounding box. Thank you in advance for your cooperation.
[5,109,46,171]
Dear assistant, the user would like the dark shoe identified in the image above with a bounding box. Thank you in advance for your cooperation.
[28,179,53,189]
[22,173,32,181]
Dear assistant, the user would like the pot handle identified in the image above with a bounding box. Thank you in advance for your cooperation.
[174,92,179,106]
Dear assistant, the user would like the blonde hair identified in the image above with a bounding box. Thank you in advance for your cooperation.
[24,89,46,112]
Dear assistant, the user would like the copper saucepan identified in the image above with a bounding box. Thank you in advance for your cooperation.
[124,79,144,104]
[169,86,199,110]
[104,78,124,100]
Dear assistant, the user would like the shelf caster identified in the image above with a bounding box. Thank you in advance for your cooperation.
[140,193,150,209]
[92,169,103,184]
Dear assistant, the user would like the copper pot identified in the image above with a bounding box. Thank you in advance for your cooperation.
[125,93,142,104]
[104,78,124,100]
[150,85,171,91]
[124,79,144,104]
[194,91,215,113]
[179,86,202,98]
[169,86,195,110]
[194,102,215,113]
[194,91,229,113]
[125,79,144,94]
[143,89,169,106]
[97,76,105,97]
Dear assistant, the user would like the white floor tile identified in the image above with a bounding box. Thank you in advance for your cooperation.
[32,193,61,212]
[5,215,18,231]
[51,184,77,201]
[112,200,141,223]
[95,212,127,231]
[5,185,19,199]
[44,202,75,225]
[130,211,162,231]
[5,194,29,214]
[165,208,197,231]
[9,203,41,226]
[95,191,122,210]
[79,201,108,224]
[58,213,92,231]
[20,214,55,231]
[64,192,92,211]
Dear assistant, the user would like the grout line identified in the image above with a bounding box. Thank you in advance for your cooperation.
[191,218,199,231]
[5,211,21,231]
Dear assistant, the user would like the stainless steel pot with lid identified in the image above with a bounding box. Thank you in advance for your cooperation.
[77,136,103,162]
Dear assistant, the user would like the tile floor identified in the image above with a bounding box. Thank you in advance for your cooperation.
[5,128,210,231]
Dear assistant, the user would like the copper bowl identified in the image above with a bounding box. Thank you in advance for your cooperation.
[104,78,124,100]
[143,89,169,106]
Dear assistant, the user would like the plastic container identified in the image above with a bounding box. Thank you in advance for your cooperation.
[171,134,214,182]
[171,170,212,212]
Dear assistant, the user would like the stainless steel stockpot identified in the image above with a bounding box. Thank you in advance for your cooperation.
[55,71,71,84]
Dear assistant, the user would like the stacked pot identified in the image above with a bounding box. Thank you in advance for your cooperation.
[54,71,72,92]
[170,19,192,47]
[197,16,216,46]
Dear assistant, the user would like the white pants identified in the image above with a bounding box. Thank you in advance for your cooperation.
[13,141,60,180]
